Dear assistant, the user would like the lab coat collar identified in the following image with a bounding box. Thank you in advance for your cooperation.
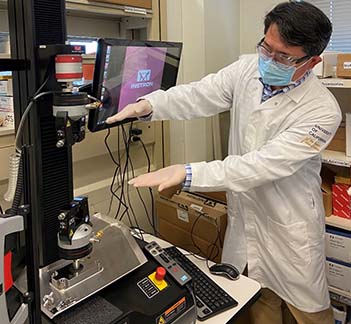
[283,72,314,104]
[252,69,314,105]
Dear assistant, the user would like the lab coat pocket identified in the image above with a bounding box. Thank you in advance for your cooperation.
[267,217,311,266]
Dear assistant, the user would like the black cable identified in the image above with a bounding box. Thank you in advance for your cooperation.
[10,88,55,216]
[127,146,157,235]
[0,205,3,214]
[104,128,119,165]
[185,282,198,317]
[104,129,118,215]
[10,61,52,213]
[127,132,153,228]
[116,125,132,223]
[104,127,129,218]
[124,134,144,241]
[118,124,134,226]
[189,211,222,270]
[15,83,52,153]
[138,137,156,232]
[8,153,24,216]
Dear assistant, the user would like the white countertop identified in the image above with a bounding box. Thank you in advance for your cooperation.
[142,234,261,324]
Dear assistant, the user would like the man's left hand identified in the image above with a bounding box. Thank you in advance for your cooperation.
[128,164,186,192]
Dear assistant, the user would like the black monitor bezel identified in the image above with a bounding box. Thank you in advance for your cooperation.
[88,38,182,132]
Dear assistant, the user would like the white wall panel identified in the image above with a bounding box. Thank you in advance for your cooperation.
[240,0,281,54]
[166,0,240,164]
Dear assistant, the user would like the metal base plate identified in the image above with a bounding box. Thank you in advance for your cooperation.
[15,214,147,319]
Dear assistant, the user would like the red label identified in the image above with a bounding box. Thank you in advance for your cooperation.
[55,55,82,63]
[55,72,83,79]
[332,184,351,219]
[4,252,13,293]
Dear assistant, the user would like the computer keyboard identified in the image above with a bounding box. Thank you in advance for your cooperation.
[164,246,238,321]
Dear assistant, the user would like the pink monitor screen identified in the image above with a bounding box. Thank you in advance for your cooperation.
[89,39,182,132]
[118,46,166,112]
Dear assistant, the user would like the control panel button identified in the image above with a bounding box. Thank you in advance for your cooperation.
[155,267,166,281]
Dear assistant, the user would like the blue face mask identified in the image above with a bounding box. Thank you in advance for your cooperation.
[258,54,307,86]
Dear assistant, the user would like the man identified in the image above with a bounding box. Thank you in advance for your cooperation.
[107,2,341,323]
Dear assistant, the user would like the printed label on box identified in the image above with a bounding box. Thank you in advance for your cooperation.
[343,62,351,70]
[190,204,203,212]
[176,209,189,223]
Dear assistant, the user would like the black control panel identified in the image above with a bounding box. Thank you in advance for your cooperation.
[144,241,192,286]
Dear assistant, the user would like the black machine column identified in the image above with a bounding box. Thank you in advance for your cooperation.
[8,0,73,268]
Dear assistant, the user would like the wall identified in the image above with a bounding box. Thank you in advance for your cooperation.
[165,0,240,164]
[0,9,8,32]
[66,15,120,38]
[213,0,280,157]
[240,0,281,54]
[164,0,281,163]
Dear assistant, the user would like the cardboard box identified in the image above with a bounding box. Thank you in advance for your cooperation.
[335,176,351,185]
[346,113,351,157]
[156,191,227,244]
[0,112,14,127]
[326,228,351,263]
[156,188,227,263]
[0,80,13,96]
[158,218,222,263]
[322,187,332,217]
[332,183,351,219]
[336,54,351,79]
[326,258,351,292]
[327,125,346,152]
[92,0,152,9]
[321,166,335,217]
[313,52,339,78]
[0,96,13,111]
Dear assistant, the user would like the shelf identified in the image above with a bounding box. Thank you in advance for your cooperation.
[0,0,152,19]
[326,215,351,231]
[329,286,351,306]
[321,150,351,167]
[320,78,351,88]
[66,0,152,19]
[0,126,14,136]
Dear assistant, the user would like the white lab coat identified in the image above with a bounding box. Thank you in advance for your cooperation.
[144,55,341,312]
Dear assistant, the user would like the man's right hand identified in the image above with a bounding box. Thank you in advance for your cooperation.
[105,99,153,124]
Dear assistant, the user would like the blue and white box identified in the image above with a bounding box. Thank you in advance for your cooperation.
[325,228,351,263]
[326,258,351,292]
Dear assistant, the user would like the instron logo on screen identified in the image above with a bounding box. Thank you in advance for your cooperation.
[137,69,151,82]
[131,69,154,89]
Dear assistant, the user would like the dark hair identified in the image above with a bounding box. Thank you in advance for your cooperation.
[264,1,332,56]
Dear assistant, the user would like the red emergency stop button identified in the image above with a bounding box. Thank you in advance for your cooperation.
[155,267,166,281]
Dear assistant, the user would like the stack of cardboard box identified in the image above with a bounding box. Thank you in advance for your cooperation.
[0,77,13,128]
[325,228,351,293]
[156,187,227,263]
[336,54,351,79]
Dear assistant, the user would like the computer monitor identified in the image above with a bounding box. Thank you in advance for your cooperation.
[88,38,183,132]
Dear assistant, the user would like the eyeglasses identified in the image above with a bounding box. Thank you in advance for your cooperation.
[257,38,310,66]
